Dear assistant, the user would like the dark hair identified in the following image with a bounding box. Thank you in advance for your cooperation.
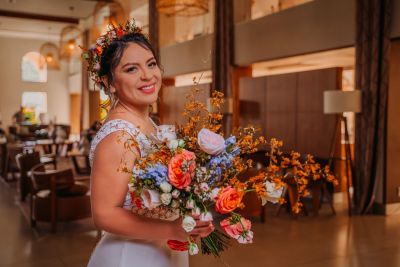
[98,32,160,93]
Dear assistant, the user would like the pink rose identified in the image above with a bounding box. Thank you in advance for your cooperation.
[220,216,252,240]
[168,150,196,189]
[197,128,225,155]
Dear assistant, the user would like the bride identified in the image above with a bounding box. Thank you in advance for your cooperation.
[86,21,214,267]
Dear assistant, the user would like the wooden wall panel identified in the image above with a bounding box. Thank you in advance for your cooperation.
[161,84,210,126]
[239,77,266,136]
[239,68,340,159]
[296,68,339,157]
[387,40,400,204]
[266,73,297,151]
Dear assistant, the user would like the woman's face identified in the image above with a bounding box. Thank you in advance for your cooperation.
[111,42,162,108]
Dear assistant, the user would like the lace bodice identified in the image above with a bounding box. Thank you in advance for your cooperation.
[89,119,153,209]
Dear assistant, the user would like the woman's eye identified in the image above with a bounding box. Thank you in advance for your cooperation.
[148,61,157,68]
[126,66,137,73]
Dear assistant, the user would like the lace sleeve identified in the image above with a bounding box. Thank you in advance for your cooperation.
[89,119,148,167]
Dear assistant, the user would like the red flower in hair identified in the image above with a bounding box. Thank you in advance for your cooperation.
[117,29,124,38]
[95,46,102,55]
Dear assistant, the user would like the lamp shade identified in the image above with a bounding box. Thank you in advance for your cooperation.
[323,90,362,114]
[91,1,126,44]
[39,42,60,70]
[59,25,82,60]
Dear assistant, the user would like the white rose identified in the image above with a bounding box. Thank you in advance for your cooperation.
[160,182,172,193]
[189,242,199,255]
[171,189,180,198]
[197,128,226,155]
[140,189,161,210]
[160,193,172,205]
[156,125,177,143]
[262,180,284,205]
[182,215,196,232]
[200,211,213,222]
[167,139,179,150]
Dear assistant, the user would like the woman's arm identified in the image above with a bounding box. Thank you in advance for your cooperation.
[90,131,212,240]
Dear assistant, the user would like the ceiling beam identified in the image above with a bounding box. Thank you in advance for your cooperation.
[0,10,79,24]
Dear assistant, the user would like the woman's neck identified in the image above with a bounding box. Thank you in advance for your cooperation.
[114,101,150,121]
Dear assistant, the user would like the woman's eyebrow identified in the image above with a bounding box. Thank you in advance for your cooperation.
[121,57,156,68]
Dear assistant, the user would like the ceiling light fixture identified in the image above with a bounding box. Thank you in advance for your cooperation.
[157,0,209,17]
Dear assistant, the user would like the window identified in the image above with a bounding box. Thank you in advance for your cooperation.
[21,52,47,83]
[21,92,47,124]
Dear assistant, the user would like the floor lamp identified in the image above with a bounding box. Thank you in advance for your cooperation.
[323,90,362,216]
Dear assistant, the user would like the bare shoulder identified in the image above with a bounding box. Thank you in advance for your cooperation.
[92,130,139,174]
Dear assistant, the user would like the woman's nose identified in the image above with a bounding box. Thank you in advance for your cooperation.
[141,68,152,80]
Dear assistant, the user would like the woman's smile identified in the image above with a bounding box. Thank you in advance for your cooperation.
[139,83,156,94]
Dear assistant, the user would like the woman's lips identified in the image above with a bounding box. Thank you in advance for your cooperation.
[139,84,156,94]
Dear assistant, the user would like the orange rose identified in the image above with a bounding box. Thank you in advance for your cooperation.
[168,150,196,189]
[215,186,243,214]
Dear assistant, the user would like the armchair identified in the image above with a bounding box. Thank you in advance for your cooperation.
[30,163,91,233]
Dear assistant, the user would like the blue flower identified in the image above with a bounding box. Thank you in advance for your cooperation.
[225,136,236,147]
[225,136,240,156]
[206,137,241,184]
[135,163,168,186]
[208,166,222,184]
[231,146,241,156]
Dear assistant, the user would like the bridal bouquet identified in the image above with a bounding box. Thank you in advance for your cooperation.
[123,87,337,257]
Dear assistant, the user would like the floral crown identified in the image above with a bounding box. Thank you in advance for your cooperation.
[82,20,144,87]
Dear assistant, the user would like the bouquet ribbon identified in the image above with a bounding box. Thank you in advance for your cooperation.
[167,240,189,251]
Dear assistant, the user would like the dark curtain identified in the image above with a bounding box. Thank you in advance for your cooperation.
[148,0,160,60]
[212,0,234,134]
[353,0,392,214]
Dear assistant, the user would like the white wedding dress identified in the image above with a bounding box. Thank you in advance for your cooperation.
[87,119,189,267]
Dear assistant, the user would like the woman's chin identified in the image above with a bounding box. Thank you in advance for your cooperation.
[136,93,158,106]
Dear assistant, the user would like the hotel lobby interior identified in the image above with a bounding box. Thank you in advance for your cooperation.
[0,0,399,266]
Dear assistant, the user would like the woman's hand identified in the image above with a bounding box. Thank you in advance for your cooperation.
[172,215,215,241]
[190,217,215,238]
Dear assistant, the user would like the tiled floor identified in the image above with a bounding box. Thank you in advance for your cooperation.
[1,161,400,267]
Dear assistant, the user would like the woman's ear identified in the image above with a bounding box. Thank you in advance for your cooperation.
[109,84,116,94]
[101,77,115,93]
